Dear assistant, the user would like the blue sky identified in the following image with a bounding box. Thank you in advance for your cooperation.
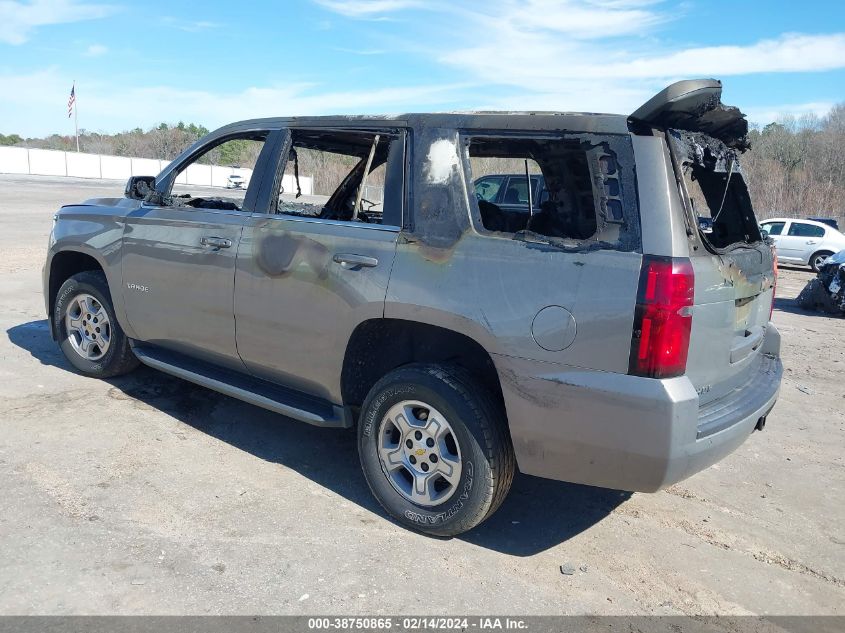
[1,0,844,137]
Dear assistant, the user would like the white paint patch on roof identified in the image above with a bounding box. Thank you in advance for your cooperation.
[425,139,459,184]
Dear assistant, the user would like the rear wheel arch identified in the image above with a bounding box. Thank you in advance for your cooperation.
[341,318,506,414]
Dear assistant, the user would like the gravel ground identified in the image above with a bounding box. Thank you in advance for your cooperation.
[0,174,843,616]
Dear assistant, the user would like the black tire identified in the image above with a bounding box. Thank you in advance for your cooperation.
[810,251,833,272]
[54,271,139,378]
[358,363,515,537]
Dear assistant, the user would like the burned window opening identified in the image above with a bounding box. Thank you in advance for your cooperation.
[153,132,269,211]
[271,129,403,226]
[671,130,763,251]
[463,135,634,250]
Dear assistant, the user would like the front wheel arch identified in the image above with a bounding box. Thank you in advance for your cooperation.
[48,249,105,339]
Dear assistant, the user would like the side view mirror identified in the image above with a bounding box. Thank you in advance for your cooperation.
[760,229,769,240]
[125,176,156,200]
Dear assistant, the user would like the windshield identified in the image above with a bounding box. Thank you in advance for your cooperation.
[670,129,763,250]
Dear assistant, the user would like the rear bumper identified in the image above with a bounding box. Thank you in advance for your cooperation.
[495,323,783,492]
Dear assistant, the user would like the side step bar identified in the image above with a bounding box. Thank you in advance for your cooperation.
[130,343,351,428]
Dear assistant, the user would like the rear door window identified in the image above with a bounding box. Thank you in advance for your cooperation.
[501,175,541,205]
[787,222,825,238]
[462,133,638,251]
[269,128,404,227]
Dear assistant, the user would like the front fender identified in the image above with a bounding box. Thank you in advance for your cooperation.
[46,207,136,340]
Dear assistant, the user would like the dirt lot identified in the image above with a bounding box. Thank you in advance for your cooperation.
[0,174,843,615]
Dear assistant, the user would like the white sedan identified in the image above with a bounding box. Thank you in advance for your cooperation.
[760,217,845,272]
[225,174,246,189]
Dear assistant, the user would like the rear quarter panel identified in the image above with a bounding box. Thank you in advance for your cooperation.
[386,126,642,372]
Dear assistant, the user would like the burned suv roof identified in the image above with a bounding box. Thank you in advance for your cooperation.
[215,111,633,135]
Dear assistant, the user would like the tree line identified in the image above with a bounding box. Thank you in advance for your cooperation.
[3,104,843,220]
[742,104,844,221]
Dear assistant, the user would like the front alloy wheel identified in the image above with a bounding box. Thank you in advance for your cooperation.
[64,293,111,361]
[54,271,139,378]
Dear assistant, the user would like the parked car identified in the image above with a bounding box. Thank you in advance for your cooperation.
[797,249,845,315]
[44,79,782,536]
[759,217,845,271]
[225,174,246,189]
[473,173,547,223]
[808,217,840,231]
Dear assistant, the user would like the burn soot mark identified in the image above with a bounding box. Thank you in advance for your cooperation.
[256,232,331,280]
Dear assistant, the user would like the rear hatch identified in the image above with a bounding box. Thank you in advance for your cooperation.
[669,128,775,410]
[632,79,775,409]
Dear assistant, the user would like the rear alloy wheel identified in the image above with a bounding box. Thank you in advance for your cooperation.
[358,364,515,537]
[54,271,139,378]
[377,400,463,507]
[810,251,833,273]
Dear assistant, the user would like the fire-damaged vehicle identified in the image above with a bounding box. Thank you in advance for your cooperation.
[797,249,845,315]
[44,79,782,536]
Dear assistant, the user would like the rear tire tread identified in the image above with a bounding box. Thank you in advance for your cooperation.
[359,362,514,536]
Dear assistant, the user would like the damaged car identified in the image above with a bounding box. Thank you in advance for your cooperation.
[43,78,782,536]
[797,249,845,315]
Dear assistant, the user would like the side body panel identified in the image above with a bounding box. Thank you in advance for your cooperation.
[234,217,399,402]
[120,206,248,370]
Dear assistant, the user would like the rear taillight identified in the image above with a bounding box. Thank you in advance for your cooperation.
[629,256,695,379]
[770,250,778,320]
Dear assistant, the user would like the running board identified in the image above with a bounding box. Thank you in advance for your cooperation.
[130,343,351,428]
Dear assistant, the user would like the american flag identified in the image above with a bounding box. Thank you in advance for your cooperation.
[67,84,75,118]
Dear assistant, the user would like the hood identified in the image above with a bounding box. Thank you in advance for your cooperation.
[75,197,144,209]
[630,79,750,151]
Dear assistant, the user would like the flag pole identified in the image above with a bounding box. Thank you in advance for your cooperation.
[74,81,80,153]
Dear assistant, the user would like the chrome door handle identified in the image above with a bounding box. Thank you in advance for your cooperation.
[806,240,818,244]
[333,253,378,269]
[201,236,233,249]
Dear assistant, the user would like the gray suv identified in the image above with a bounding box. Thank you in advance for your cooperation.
[44,79,782,536]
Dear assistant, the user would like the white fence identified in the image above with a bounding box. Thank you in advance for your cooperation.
[0,146,314,194]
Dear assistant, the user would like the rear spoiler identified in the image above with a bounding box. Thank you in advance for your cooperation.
[630,79,750,151]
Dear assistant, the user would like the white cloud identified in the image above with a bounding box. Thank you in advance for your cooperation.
[84,43,107,57]
[333,47,385,55]
[745,101,836,126]
[1,65,839,139]
[313,0,423,17]
[439,30,845,87]
[313,1,845,94]
[160,16,218,32]
[0,67,471,136]
[0,0,115,45]
[474,0,669,40]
